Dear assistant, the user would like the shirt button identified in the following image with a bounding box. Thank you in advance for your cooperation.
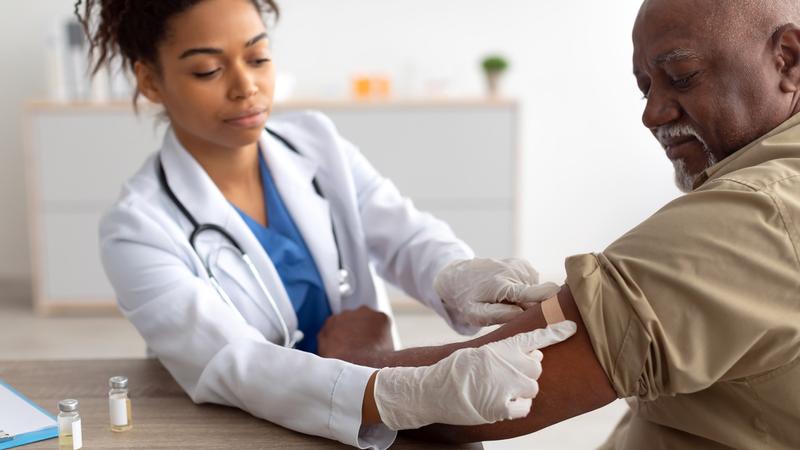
[753,417,768,434]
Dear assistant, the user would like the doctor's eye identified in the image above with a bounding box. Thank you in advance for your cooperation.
[193,68,221,79]
[251,58,272,67]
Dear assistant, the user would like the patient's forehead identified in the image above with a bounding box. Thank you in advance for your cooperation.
[634,0,796,51]
[634,0,721,48]
[631,0,768,70]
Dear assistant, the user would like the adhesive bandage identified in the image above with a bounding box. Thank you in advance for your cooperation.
[541,296,566,325]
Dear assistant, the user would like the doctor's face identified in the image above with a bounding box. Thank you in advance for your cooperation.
[632,0,787,192]
[136,0,276,153]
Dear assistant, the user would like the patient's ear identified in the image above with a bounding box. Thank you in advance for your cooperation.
[773,24,800,93]
[134,61,163,104]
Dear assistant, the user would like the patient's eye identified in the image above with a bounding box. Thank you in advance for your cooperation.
[671,71,699,89]
[638,83,651,100]
[634,73,651,100]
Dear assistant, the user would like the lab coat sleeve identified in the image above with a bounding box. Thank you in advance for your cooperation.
[339,132,477,335]
[98,197,396,449]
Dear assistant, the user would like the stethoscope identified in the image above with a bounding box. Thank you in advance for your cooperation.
[157,128,354,348]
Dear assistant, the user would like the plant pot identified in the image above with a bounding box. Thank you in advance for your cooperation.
[485,71,503,97]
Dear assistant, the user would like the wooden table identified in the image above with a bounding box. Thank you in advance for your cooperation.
[0,359,481,449]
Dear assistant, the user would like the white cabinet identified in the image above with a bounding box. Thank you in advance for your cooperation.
[26,104,164,314]
[26,100,519,314]
[302,103,519,260]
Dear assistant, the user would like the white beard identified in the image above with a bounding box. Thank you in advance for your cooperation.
[672,158,695,193]
[671,148,718,193]
[656,124,718,193]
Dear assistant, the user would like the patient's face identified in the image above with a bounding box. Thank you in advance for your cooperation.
[631,0,787,191]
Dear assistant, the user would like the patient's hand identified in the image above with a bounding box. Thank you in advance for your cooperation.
[318,306,395,362]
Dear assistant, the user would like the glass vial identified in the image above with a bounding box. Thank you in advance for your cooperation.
[57,399,82,450]
[108,376,133,432]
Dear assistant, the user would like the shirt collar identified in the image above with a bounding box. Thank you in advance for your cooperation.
[694,111,800,189]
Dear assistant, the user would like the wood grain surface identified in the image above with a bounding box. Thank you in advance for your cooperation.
[0,359,482,449]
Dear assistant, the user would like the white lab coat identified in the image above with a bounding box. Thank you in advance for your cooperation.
[98,111,475,449]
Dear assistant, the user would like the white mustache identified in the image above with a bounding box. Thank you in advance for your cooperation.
[655,124,706,149]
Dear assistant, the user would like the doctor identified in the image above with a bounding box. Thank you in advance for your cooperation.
[78,0,573,447]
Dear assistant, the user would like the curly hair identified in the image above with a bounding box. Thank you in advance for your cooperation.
[74,0,279,103]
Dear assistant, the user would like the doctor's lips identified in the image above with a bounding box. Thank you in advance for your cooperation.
[223,107,268,128]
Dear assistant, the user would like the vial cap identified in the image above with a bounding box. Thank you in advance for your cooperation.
[109,376,128,389]
[58,399,79,412]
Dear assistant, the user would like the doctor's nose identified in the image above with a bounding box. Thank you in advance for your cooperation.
[228,65,259,101]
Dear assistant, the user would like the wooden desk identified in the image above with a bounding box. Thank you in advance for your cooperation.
[0,359,481,449]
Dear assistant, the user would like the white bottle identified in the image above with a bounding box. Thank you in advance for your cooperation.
[57,399,82,450]
[109,376,133,432]
[90,65,110,103]
[108,61,135,101]
[64,20,89,100]
[44,19,67,102]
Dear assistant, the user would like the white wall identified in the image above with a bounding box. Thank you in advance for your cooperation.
[0,0,76,280]
[271,0,680,281]
[0,0,679,285]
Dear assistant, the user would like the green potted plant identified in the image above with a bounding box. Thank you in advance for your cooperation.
[481,55,509,97]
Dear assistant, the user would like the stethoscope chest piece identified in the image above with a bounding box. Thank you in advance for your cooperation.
[338,268,354,297]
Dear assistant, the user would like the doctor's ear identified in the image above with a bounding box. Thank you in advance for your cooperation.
[134,61,164,104]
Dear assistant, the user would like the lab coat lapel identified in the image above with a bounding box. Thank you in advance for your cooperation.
[262,132,343,313]
[159,128,298,332]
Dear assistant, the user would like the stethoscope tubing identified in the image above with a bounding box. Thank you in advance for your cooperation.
[157,127,350,348]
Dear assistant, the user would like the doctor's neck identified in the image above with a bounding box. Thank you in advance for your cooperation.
[174,126,262,193]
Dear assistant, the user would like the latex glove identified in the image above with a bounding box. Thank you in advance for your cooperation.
[374,320,577,430]
[434,258,562,327]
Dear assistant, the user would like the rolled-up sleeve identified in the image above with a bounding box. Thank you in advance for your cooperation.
[566,181,800,400]
[566,253,654,398]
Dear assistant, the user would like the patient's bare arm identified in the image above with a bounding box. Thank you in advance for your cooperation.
[413,287,617,442]
[319,286,618,442]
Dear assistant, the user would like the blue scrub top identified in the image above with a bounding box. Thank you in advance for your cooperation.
[234,150,332,354]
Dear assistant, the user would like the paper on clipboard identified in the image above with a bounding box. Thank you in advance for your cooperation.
[0,380,58,449]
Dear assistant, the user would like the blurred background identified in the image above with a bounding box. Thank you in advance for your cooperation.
[0,1,678,448]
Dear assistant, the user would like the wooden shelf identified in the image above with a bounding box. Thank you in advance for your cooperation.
[25,97,518,113]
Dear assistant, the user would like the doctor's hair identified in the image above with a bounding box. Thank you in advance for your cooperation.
[73,0,279,103]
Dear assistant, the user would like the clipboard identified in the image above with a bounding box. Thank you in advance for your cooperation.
[0,379,58,449]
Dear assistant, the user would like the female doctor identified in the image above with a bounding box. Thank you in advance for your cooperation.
[78,0,573,447]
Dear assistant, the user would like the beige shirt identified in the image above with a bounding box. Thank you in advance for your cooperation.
[567,113,800,450]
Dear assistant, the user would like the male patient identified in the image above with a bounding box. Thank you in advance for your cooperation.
[318,0,800,448]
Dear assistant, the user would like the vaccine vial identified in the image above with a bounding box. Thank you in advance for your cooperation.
[57,399,82,450]
[108,376,133,432]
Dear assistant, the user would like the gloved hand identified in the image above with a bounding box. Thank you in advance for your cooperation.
[374,320,577,430]
[434,258,562,327]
